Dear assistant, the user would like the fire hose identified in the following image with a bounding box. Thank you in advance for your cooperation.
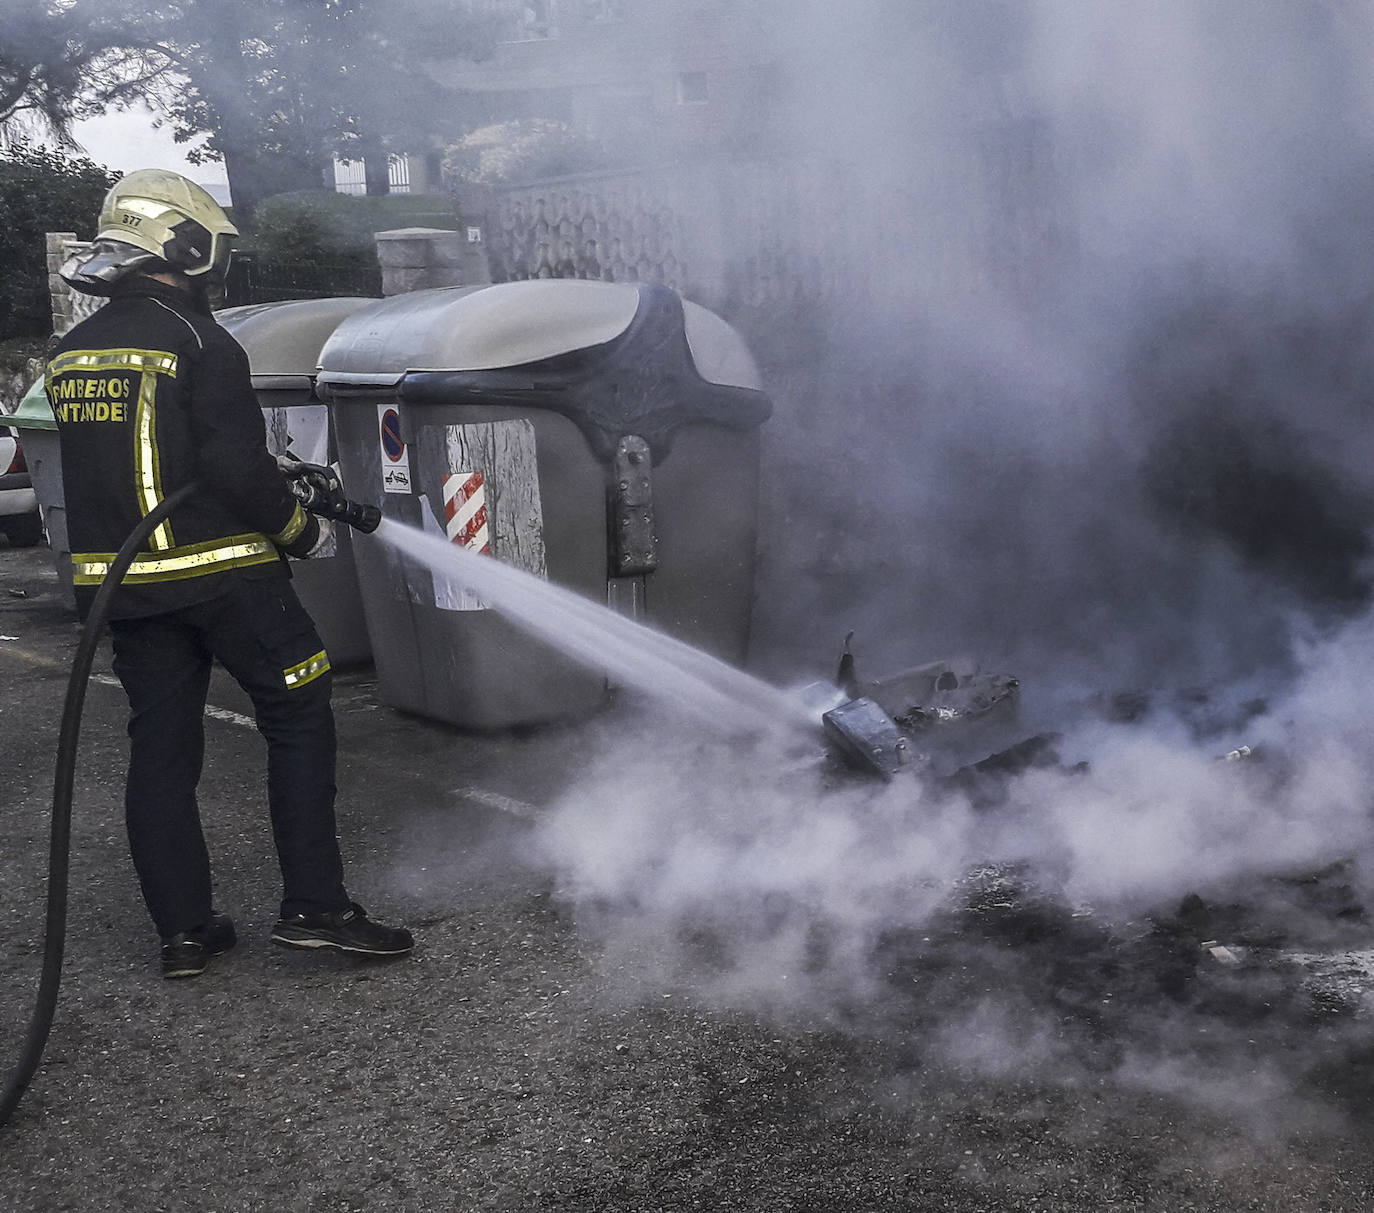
[0,467,379,1132]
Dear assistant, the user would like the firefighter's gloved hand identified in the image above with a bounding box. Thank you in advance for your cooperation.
[277,456,345,518]
[276,453,307,487]
[276,455,314,506]
[278,512,331,559]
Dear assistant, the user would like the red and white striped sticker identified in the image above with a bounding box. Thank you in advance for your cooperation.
[443,470,491,553]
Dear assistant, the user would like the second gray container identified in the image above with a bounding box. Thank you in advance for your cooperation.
[317,279,773,729]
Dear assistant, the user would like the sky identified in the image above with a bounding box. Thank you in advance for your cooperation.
[68,102,229,201]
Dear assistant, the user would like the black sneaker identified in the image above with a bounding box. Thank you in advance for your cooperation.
[270,902,413,956]
[161,911,237,979]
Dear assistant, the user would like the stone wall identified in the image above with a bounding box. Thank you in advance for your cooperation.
[478,162,811,299]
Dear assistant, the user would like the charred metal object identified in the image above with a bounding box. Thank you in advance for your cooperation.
[889,670,1019,734]
[939,733,1066,808]
[822,638,1032,780]
[821,697,914,779]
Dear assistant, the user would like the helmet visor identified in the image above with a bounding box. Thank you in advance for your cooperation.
[59,239,162,296]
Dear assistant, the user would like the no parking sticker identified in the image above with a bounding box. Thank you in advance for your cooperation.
[377,404,411,493]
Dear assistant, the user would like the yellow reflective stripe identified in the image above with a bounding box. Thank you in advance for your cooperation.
[46,348,181,550]
[120,196,178,222]
[48,349,178,377]
[134,369,173,550]
[283,650,330,690]
[71,534,278,584]
[272,503,309,546]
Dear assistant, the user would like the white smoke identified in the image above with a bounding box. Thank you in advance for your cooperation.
[523,1,1374,1096]
[536,629,1374,992]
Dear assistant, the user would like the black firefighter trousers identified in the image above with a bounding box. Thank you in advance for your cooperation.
[108,575,350,939]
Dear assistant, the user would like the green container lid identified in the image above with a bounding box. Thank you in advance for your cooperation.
[10,377,55,430]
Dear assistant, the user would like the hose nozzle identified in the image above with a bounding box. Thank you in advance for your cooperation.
[277,457,382,533]
[330,497,382,534]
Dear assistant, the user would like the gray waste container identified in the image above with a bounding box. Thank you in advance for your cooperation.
[8,377,69,599]
[316,279,773,729]
[217,297,377,665]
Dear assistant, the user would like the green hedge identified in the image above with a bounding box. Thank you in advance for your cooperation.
[243,190,460,261]
[228,191,460,304]
[0,142,119,340]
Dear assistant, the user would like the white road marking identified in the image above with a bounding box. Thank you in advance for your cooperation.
[452,785,542,820]
[204,704,256,727]
[5,644,541,818]
[0,642,262,730]
[88,672,256,728]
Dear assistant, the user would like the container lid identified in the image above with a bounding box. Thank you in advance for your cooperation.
[217,297,377,390]
[317,283,617,384]
[317,281,770,460]
[9,377,55,430]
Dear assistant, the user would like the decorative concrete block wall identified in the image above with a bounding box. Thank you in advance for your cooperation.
[484,174,694,293]
[478,152,1068,341]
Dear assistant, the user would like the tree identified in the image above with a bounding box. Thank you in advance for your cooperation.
[2,1,500,221]
[0,140,118,337]
[149,0,501,217]
[320,0,503,195]
[0,0,165,142]
[150,1,337,221]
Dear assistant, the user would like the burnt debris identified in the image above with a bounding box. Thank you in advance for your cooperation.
[817,637,1058,793]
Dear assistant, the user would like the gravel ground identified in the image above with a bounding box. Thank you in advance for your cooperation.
[4,539,1374,1212]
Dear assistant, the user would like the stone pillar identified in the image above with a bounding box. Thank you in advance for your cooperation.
[374,225,491,296]
[46,232,105,334]
[47,232,77,334]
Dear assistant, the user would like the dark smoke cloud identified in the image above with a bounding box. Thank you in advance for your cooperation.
[735,0,1374,703]
[515,1,1374,1109]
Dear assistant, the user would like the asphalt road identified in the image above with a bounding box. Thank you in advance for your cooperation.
[2,537,1374,1212]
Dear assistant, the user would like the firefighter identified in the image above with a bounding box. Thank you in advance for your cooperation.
[48,169,413,978]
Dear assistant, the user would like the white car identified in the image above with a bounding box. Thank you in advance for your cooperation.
[0,424,43,548]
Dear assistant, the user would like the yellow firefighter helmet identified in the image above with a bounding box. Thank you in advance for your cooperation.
[96,168,237,277]
[62,168,238,295]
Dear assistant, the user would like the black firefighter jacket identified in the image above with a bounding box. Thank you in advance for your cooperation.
[45,277,313,619]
